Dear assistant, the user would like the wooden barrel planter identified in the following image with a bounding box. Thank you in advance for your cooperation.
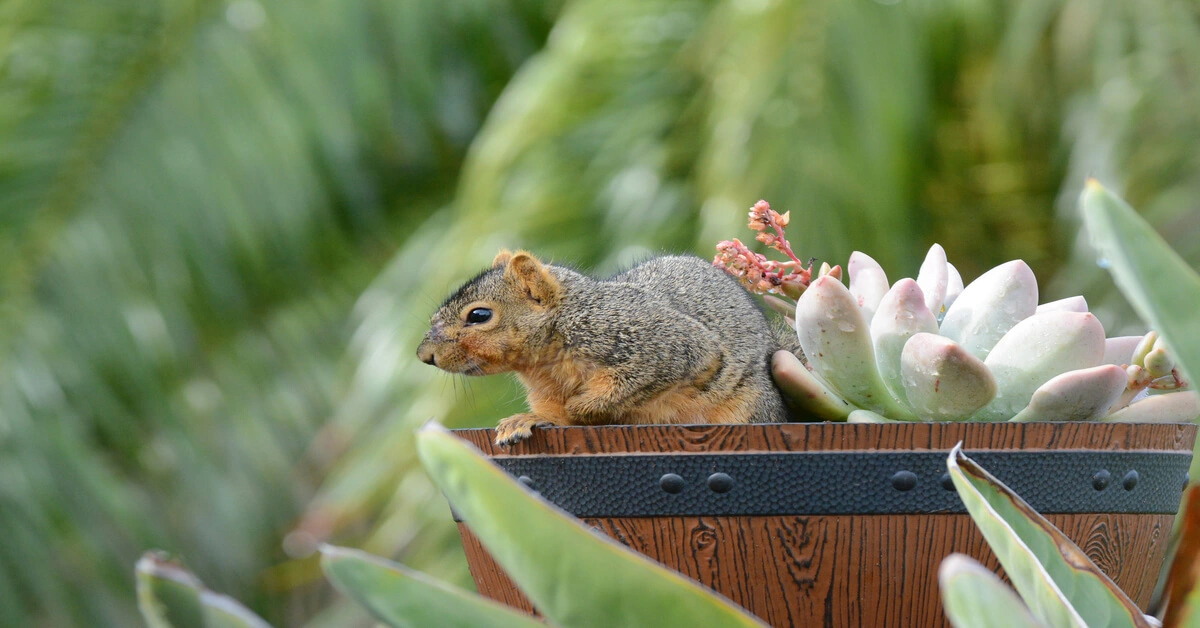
[452,422,1196,627]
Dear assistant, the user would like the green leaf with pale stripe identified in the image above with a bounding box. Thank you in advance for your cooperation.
[947,445,1151,628]
[939,553,1047,628]
[415,422,767,628]
[135,552,272,628]
[1080,180,1200,384]
[319,544,545,628]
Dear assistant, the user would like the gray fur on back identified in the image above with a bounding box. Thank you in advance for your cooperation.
[550,255,790,423]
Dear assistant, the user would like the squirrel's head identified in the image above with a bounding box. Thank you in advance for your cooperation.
[417,250,563,374]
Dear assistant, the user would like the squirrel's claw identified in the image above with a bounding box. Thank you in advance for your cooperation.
[494,414,554,446]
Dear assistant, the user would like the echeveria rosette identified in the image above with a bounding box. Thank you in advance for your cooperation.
[778,245,1198,423]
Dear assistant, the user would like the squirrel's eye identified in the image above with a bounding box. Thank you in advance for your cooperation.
[465,308,493,325]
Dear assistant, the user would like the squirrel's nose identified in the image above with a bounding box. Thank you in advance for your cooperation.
[417,343,436,366]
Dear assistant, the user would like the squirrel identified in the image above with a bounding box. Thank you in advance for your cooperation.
[417,250,794,445]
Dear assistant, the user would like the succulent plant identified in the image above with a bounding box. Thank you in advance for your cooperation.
[716,200,1198,423]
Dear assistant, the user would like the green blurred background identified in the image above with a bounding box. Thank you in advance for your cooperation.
[2,0,1199,625]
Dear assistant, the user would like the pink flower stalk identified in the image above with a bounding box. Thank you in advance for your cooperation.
[714,200,818,299]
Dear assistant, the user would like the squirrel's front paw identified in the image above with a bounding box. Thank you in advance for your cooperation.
[494,414,554,446]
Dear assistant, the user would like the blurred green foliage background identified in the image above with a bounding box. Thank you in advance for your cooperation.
[2,0,1199,625]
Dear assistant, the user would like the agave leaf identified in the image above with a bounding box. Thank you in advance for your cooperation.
[771,350,853,421]
[1036,297,1089,314]
[900,333,996,421]
[871,278,940,406]
[794,275,917,419]
[939,260,1039,360]
[1159,487,1200,627]
[1102,391,1200,423]
[135,552,272,628]
[947,445,1150,628]
[1104,336,1146,366]
[939,553,1048,628]
[415,423,767,628]
[319,545,544,628]
[917,244,950,317]
[849,251,890,322]
[974,311,1106,421]
[1009,365,1128,422]
[1080,181,1200,384]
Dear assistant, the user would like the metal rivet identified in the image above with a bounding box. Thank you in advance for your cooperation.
[891,470,918,492]
[707,472,734,493]
[660,473,685,494]
[517,475,536,491]
[1122,470,1139,491]
[1092,470,1111,491]
[940,473,955,491]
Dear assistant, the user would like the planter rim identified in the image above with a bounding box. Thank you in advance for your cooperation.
[452,421,1198,453]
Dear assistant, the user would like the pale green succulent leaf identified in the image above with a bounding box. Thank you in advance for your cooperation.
[939,260,1039,360]
[1102,391,1200,423]
[847,409,908,423]
[1145,347,1175,379]
[917,244,949,317]
[1133,332,1160,368]
[319,545,545,628]
[771,350,853,421]
[974,311,1106,421]
[1104,336,1146,366]
[1009,365,1127,422]
[415,423,768,628]
[938,553,1048,628]
[762,295,797,319]
[1080,181,1200,384]
[944,263,965,315]
[871,278,940,407]
[135,553,272,628]
[849,251,890,322]
[900,333,996,421]
[1036,296,1088,314]
[947,445,1150,628]
[794,275,917,419]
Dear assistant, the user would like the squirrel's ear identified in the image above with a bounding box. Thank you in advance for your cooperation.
[492,249,514,269]
[506,252,561,306]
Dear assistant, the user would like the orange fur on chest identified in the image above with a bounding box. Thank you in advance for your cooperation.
[516,359,595,420]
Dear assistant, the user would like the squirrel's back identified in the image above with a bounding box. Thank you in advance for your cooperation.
[600,255,788,424]
[607,255,780,352]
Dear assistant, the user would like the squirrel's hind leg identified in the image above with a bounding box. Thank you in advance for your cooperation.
[563,367,655,425]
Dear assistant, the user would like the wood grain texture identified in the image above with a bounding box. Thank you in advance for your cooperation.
[460,513,1172,627]
[452,423,1194,626]
[454,422,1197,456]
[457,525,537,612]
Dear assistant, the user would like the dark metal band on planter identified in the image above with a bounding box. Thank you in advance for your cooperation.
[483,450,1192,518]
